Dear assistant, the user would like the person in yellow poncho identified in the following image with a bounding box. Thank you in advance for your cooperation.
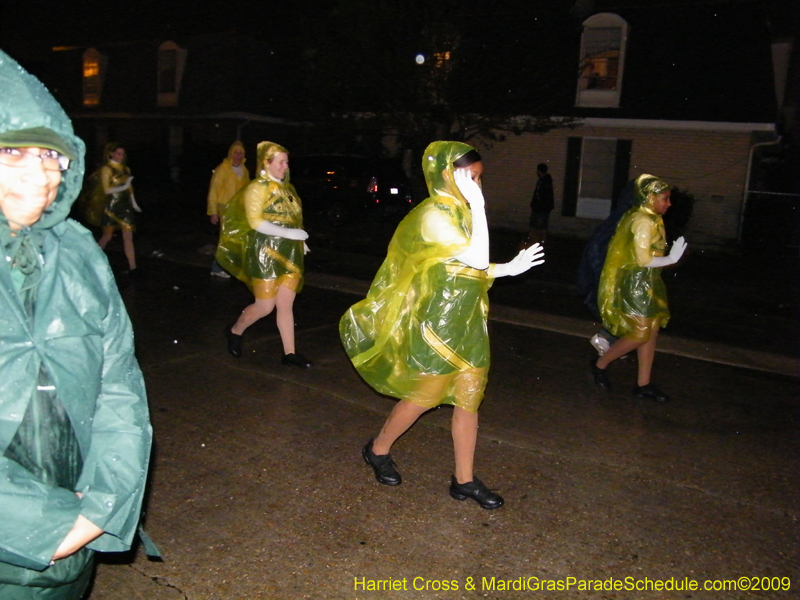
[341,141,545,509]
[208,141,249,278]
[590,174,688,403]
[216,141,312,368]
[93,143,142,274]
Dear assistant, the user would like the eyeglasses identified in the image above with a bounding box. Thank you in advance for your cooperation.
[0,147,71,172]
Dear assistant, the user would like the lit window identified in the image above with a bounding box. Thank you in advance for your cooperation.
[581,28,620,90]
[432,51,451,68]
[82,48,106,107]
[576,13,628,108]
[158,49,177,94]
[157,41,187,107]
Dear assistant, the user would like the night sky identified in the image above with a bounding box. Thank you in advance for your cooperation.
[3,0,797,49]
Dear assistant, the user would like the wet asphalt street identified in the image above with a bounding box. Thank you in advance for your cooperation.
[83,210,798,600]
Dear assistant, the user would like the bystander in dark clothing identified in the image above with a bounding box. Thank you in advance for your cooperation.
[524,163,554,248]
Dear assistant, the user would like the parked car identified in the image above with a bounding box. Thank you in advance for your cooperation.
[289,154,414,224]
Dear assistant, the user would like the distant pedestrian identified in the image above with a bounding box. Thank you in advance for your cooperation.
[217,141,312,368]
[341,141,544,509]
[93,143,142,275]
[207,141,249,278]
[522,162,554,248]
[0,49,152,600]
[589,174,687,402]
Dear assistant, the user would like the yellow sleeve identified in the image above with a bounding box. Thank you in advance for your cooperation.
[207,168,222,215]
[631,213,656,267]
[243,182,271,230]
[100,165,113,195]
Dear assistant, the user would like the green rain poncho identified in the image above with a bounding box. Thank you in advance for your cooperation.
[598,174,671,340]
[0,50,152,596]
[216,142,304,299]
[340,141,493,413]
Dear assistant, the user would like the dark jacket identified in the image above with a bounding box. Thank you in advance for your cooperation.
[530,173,554,213]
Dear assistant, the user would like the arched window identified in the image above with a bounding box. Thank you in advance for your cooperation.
[82,48,107,107]
[576,13,628,108]
[157,41,187,107]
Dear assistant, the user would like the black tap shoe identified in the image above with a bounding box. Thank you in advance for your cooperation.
[449,476,504,509]
[362,438,401,486]
[281,352,312,368]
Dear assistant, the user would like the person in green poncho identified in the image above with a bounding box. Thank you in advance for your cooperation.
[590,174,688,403]
[0,50,152,599]
[216,141,312,368]
[341,141,545,509]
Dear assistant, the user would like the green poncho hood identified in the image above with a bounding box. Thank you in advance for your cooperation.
[0,50,86,229]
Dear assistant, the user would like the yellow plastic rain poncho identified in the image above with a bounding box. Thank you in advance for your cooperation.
[340,141,493,413]
[207,141,249,217]
[80,143,136,230]
[598,174,671,340]
[215,142,304,299]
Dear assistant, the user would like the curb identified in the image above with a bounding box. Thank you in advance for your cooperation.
[305,272,800,379]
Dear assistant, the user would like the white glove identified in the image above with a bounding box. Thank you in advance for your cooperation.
[491,243,545,278]
[256,220,308,241]
[130,193,142,213]
[107,176,133,194]
[647,236,687,268]
[454,168,484,209]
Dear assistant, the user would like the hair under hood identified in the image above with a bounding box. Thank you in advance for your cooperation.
[421,140,480,201]
[633,174,670,208]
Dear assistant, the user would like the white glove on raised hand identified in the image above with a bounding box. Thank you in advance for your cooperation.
[647,236,687,268]
[454,168,484,209]
[256,220,308,241]
[491,243,545,278]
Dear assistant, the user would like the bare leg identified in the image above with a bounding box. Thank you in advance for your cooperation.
[372,400,429,456]
[274,286,297,355]
[121,229,136,270]
[448,403,503,508]
[97,226,114,249]
[596,336,643,369]
[231,297,276,336]
[452,407,478,484]
[635,327,659,386]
